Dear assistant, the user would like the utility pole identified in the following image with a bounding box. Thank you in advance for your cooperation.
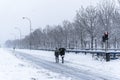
[15,27,22,48]
[23,17,32,50]
[102,31,110,61]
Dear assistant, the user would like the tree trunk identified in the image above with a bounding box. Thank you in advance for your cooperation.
[91,36,94,50]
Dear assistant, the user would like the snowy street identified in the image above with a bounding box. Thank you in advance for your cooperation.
[4,48,120,80]
[0,48,71,80]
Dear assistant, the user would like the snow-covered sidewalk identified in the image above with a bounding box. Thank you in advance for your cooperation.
[14,49,120,80]
[0,48,70,80]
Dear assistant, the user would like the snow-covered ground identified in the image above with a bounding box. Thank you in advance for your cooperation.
[3,48,120,80]
[0,48,70,80]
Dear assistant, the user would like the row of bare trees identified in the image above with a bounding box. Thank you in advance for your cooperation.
[5,1,120,50]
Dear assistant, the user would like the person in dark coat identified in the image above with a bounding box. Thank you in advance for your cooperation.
[59,48,66,63]
[54,48,59,63]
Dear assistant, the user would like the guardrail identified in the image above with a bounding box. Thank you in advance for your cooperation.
[37,48,120,62]
[67,49,120,61]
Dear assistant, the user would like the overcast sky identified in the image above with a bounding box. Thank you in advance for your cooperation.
[0,0,103,44]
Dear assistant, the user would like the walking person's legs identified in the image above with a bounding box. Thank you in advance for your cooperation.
[55,56,59,63]
[55,57,57,63]
[57,56,59,63]
[61,55,64,63]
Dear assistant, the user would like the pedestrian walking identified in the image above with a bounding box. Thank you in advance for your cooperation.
[59,48,66,63]
[54,48,59,63]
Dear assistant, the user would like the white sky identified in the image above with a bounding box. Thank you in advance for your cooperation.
[0,0,101,44]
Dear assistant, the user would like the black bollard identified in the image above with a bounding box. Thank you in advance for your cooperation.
[106,53,110,62]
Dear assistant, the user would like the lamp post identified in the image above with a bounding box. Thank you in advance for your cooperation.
[11,33,17,48]
[15,27,22,48]
[22,17,32,50]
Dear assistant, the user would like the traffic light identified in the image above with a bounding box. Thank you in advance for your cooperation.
[102,32,108,42]
[104,32,108,40]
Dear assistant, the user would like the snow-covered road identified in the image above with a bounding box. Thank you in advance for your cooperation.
[10,49,120,80]
[1,48,71,80]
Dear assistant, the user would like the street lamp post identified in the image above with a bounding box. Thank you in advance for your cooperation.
[15,27,22,48]
[11,33,17,48]
[22,17,32,50]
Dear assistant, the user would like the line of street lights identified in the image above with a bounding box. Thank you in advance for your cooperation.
[14,27,22,48]
[10,33,17,48]
[22,17,32,50]
[14,27,22,41]
[12,17,32,50]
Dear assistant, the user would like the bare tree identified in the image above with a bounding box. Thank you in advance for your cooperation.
[76,6,98,49]
[62,20,74,49]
